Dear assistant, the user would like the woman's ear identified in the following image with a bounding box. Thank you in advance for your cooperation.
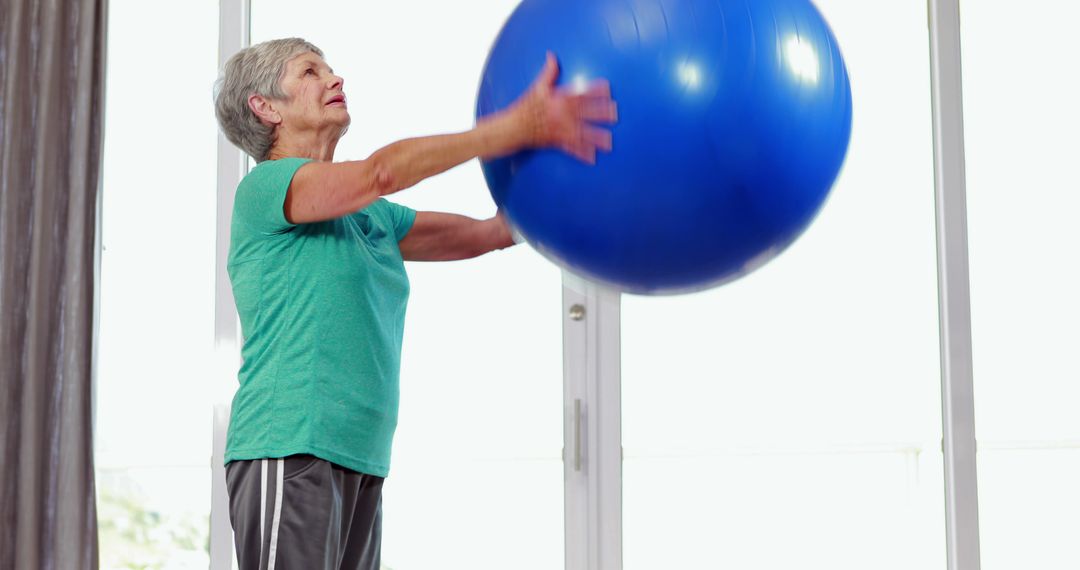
[248,94,281,126]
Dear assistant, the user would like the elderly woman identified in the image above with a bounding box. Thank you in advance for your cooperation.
[213,38,615,569]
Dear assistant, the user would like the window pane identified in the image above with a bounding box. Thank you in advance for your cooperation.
[621,1,946,567]
[962,2,1080,567]
[97,468,212,569]
[96,0,219,567]
[249,3,564,568]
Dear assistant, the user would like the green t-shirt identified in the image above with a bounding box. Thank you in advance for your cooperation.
[224,157,416,477]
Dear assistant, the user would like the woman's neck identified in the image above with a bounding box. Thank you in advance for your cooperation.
[268,128,340,161]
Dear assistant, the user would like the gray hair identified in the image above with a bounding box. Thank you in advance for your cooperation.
[214,38,323,162]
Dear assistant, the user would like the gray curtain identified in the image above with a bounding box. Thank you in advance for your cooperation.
[0,0,108,568]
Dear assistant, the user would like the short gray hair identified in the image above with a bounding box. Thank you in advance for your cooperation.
[214,38,323,162]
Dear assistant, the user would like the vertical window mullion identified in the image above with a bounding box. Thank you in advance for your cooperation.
[210,1,250,568]
[928,0,982,568]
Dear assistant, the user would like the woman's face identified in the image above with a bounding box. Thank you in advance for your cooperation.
[274,52,350,134]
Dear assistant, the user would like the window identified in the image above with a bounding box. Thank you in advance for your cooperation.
[622,1,947,567]
[96,0,219,567]
[95,2,1075,568]
[963,2,1080,567]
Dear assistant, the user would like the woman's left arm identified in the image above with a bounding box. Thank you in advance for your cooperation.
[399,211,516,261]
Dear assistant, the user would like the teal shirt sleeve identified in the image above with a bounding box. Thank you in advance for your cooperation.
[233,158,312,235]
[371,198,417,241]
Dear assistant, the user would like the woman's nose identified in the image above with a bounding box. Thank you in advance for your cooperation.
[328,74,344,90]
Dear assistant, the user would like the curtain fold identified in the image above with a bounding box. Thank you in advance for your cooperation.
[0,0,108,568]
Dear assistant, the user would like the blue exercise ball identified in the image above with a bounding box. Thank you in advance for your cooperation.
[477,0,852,294]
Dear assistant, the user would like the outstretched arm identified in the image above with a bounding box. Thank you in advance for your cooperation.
[283,54,617,225]
[398,211,516,262]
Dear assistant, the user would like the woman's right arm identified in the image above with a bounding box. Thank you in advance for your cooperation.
[282,54,617,225]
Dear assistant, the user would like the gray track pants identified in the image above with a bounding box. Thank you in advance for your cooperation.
[226,455,384,570]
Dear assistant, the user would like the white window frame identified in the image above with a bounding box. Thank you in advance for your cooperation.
[928,0,982,568]
[210,1,249,568]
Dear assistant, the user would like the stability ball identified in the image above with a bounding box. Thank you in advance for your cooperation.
[476,0,853,294]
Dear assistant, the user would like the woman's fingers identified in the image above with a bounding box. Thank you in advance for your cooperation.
[574,79,611,98]
[567,81,617,123]
[562,141,597,165]
[559,124,612,164]
[583,125,613,152]
[531,52,561,91]
[577,98,618,123]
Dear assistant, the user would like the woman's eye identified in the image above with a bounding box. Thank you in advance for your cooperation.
[305,69,316,76]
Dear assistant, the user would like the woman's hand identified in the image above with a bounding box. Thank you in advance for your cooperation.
[493,209,520,247]
[512,52,618,164]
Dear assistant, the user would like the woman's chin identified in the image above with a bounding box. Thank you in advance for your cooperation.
[325,111,351,131]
